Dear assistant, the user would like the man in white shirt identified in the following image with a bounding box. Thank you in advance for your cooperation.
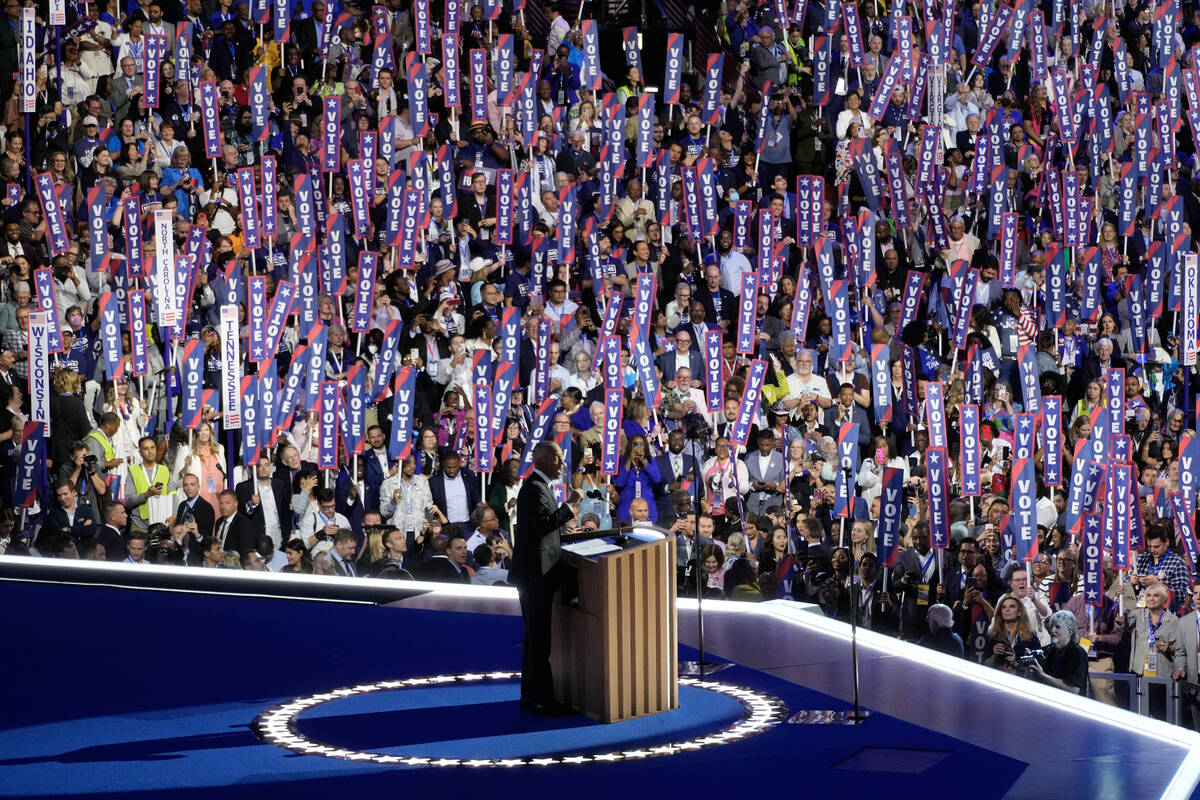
[941,216,980,265]
[717,230,752,296]
[300,488,351,548]
[430,452,479,526]
[381,456,435,534]
[546,5,570,56]
[547,339,571,395]
[665,283,694,331]
[52,255,93,323]
[198,171,240,235]
[943,84,980,135]
[784,349,833,413]
[466,504,510,554]
[542,280,578,330]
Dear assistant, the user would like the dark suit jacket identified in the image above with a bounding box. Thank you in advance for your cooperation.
[209,31,252,81]
[822,404,874,449]
[416,555,470,583]
[236,475,293,541]
[361,449,394,514]
[172,533,204,567]
[331,553,363,577]
[893,547,960,638]
[95,523,127,561]
[956,130,980,160]
[294,16,324,58]
[510,472,574,586]
[50,394,93,467]
[429,469,481,524]
[653,452,699,521]
[673,321,717,353]
[176,496,216,541]
[457,190,496,230]
[1068,354,1127,407]
[215,512,256,558]
[697,287,738,327]
[555,146,596,177]
[47,504,98,540]
[656,348,704,382]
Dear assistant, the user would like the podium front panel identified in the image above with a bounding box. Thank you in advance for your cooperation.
[552,533,677,722]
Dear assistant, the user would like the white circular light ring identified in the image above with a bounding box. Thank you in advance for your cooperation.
[252,671,788,767]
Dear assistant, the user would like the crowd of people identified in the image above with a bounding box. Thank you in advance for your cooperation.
[0,0,1199,720]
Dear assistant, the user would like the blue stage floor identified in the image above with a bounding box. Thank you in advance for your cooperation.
[0,580,1029,799]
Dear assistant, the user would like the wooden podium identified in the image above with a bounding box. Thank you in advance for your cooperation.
[550,528,678,723]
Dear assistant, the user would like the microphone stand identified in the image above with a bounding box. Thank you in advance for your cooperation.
[790,463,870,725]
[681,417,721,678]
[843,462,867,725]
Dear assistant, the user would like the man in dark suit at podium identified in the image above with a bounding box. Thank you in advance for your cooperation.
[512,441,578,716]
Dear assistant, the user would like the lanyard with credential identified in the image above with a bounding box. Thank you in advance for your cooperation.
[920,550,936,581]
[1148,610,1165,647]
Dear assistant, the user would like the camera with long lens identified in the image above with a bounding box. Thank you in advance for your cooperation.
[680,412,712,441]
[1017,648,1045,668]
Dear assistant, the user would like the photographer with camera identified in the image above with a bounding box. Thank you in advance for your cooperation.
[60,441,109,512]
[983,595,1040,673]
[1024,611,1090,696]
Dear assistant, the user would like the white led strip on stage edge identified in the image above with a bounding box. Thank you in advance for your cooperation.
[252,672,787,767]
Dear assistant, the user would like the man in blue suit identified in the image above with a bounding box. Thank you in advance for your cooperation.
[429,451,481,527]
[822,382,874,450]
[657,329,705,379]
[653,430,700,522]
[362,426,395,513]
[48,480,99,540]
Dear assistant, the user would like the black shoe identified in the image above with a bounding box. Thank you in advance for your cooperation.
[530,701,574,717]
[519,696,533,710]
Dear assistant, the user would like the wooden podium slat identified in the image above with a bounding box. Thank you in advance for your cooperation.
[551,536,678,723]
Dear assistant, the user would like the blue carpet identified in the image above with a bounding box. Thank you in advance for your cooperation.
[295,681,747,757]
[0,581,1028,798]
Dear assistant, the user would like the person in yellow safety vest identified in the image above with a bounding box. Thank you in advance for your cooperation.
[782,27,812,92]
[85,413,125,480]
[126,436,172,533]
